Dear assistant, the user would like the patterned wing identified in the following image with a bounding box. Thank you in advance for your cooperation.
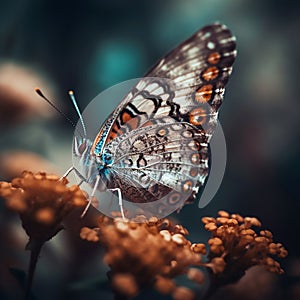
[92,23,236,153]
[92,23,236,216]
[104,117,209,207]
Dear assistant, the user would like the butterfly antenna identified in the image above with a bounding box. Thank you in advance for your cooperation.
[68,90,87,137]
[35,88,83,138]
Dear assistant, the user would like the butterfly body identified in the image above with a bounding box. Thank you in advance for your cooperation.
[73,23,237,219]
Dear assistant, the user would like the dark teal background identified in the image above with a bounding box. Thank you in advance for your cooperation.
[0,0,299,299]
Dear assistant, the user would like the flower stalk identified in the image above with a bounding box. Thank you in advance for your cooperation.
[0,171,87,299]
[24,239,43,300]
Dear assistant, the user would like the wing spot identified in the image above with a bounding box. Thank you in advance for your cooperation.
[167,192,181,205]
[121,111,132,124]
[219,36,236,44]
[127,117,140,130]
[201,66,219,81]
[108,132,118,140]
[191,153,200,164]
[187,140,201,151]
[182,44,190,51]
[207,41,215,49]
[194,84,213,103]
[156,127,168,137]
[189,107,207,126]
[207,52,221,64]
[124,158,133,166]
[181,129,194,138]
[133,139,145,150]
[137,154,147,168]
[141,120,155,128]
[202,32,212,39]
[189,167,198,177]
[223,50,237,57]
[156,58,165,69]
[139,173,150,185]
[111,124,117,133]
[163,152,172,161]
[182,180,193,193]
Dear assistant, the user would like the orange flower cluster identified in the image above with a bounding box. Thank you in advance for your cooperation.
[202,210,288,285]
[80,210,288,299]
[80,216,206,300]
[0,172,288,299]
[0,171,87,242]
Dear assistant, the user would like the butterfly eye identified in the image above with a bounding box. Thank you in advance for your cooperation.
[74,136,88,156]
[78,140,87,155]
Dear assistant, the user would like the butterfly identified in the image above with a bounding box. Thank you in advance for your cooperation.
[69,23,237,220]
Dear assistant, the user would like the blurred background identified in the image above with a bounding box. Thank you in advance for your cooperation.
[0,0,299,299]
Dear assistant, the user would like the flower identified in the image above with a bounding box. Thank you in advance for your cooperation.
[80,216,205,299]
[80,210,288,299]
[0,171,88,299]
[0,171,87,243]
[202,210,288,286]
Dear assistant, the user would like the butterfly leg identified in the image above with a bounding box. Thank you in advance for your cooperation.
[80,175,101,218]
[60,166,86,183]
[108,188,126,220]
[60,167,99,217]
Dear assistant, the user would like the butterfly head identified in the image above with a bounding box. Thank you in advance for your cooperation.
[73,136,99,183]
[73,135,113,183]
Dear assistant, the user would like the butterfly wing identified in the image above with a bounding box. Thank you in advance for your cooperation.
[92,23,236,217]
[92,23,236,152]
